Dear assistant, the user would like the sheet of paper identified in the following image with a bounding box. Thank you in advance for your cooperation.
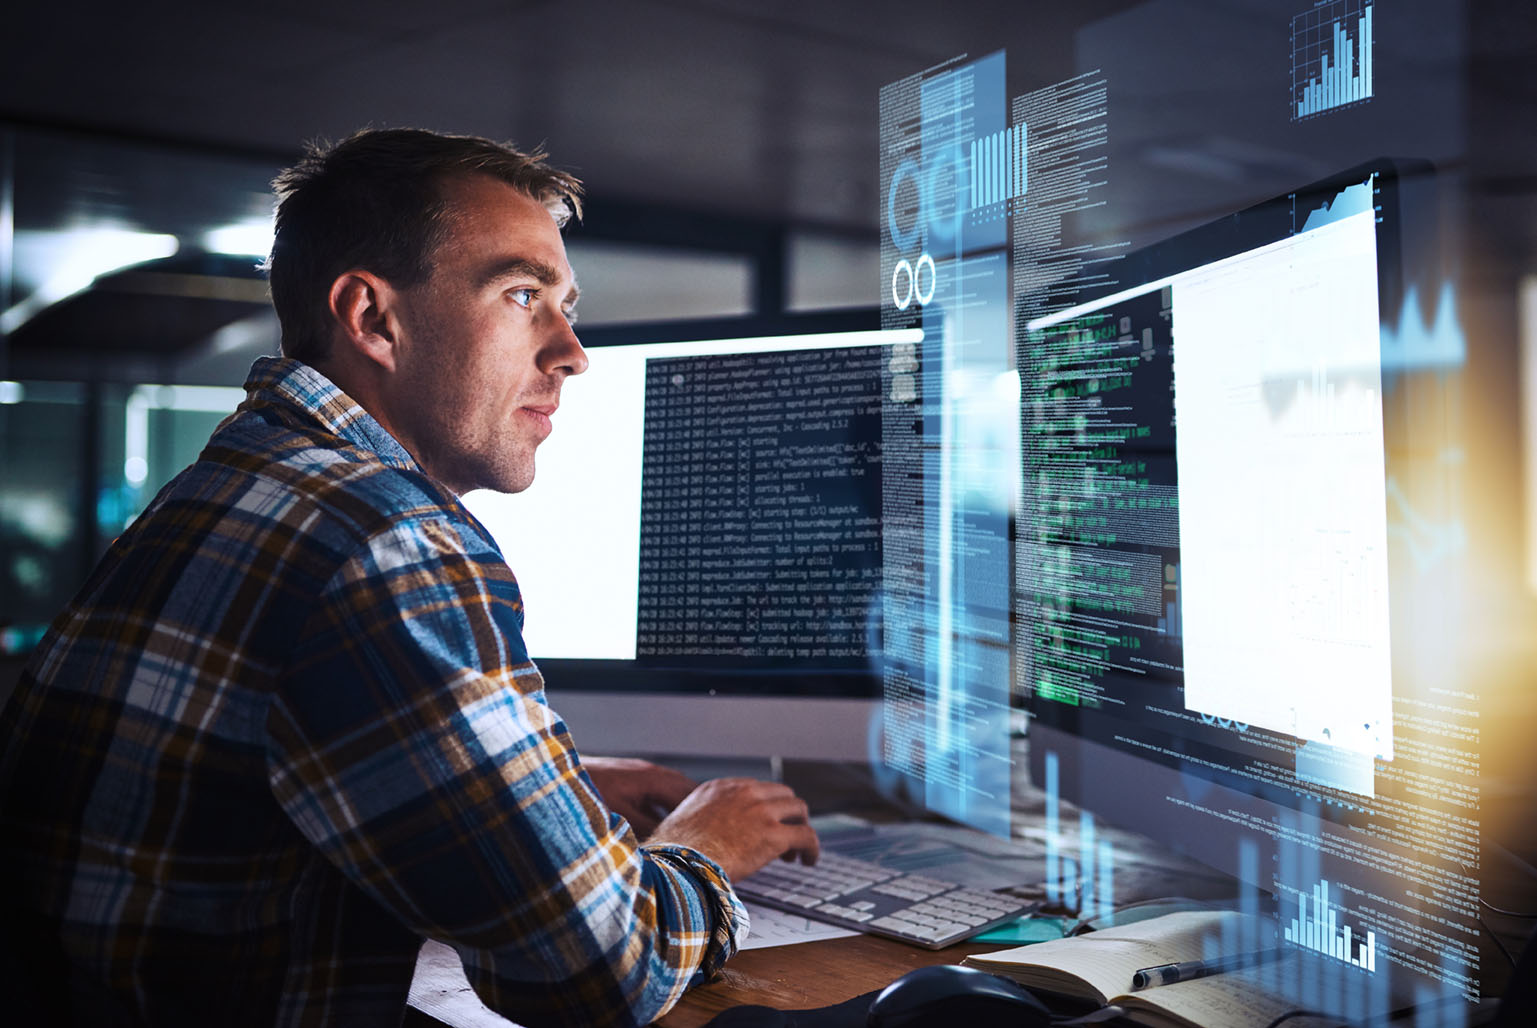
[740,901,860,950]
[410,940,523,1028]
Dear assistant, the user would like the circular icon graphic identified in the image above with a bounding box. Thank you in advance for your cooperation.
[886,159,922,252]
[914,253,937,306]
[891,258,914,310]
[923,142,967,244]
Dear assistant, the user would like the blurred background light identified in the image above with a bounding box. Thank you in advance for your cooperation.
[202,218,273,258]
[2,227,179,333]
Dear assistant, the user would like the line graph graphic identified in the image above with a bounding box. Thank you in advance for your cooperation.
[1385,477,1466,574]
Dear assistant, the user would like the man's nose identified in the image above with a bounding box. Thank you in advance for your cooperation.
[541,317,589,377]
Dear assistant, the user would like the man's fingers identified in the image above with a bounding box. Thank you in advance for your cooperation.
[722,777,795,800]
[771,821,820,865]
[755,794,810,826]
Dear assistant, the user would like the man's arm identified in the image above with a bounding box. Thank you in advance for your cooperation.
[580,757,696,838]
[264,513,808,1027]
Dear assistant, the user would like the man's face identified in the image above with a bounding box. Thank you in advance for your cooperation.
[386,173,586,494]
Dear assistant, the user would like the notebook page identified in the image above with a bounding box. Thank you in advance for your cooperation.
[966,911,1260,1002]
[1117,960,1338,1028]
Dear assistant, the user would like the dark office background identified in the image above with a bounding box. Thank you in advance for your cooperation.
[1,0,1534,881]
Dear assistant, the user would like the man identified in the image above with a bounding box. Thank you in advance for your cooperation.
[0,129,819,1027]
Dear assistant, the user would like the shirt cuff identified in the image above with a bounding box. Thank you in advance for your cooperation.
[643,843,751,978]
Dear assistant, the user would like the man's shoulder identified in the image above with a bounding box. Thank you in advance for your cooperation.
[173,406,487,557]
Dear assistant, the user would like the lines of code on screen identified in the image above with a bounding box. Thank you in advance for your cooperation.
[635,346,883,667]
[1017,284,1181,710]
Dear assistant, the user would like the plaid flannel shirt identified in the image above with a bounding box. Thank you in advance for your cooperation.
[0,356,746,1027]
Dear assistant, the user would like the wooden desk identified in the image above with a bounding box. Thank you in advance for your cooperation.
[408,753,1236,1026]
[407,922,1008,1028]
[656,934,1004,1027]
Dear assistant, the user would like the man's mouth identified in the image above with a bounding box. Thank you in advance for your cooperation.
[519,403,557,434]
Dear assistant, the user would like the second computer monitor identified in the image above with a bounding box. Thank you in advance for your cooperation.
[1021,161,1480,997]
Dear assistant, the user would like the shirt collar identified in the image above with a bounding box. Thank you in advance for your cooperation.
[239,355,422,474]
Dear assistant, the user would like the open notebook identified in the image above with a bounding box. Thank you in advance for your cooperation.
[963,910,1337,1028]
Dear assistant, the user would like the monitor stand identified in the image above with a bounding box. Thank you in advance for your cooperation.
[650,754,783,782]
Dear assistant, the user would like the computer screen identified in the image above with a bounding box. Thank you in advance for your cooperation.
[463,314,922,762]
[1021,161,1481,1003]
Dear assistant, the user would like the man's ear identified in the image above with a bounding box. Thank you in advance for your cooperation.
[327,270,402,373]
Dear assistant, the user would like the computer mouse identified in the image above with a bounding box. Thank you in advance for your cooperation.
[865,963,1052,1028]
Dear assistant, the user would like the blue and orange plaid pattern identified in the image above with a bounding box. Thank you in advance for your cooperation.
[0,356,745,1027]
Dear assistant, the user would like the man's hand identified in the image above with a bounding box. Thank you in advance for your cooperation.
[646,777,820,883]
[582,757,699,838]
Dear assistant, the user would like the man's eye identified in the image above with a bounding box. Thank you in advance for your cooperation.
[509,287,538,308]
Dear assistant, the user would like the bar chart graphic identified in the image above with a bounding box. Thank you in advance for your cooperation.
[1043,750,1114,919]
[1285,878,1377,971]
[1291,1,1374,120]
[969,123,1027,210]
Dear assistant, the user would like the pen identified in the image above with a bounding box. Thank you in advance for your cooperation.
[1131,950,1284,990]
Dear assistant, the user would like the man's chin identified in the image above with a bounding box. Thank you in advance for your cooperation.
[440,448,535,496]
[480,461,536,495]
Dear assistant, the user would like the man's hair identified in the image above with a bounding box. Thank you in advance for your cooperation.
[266,128,583,364]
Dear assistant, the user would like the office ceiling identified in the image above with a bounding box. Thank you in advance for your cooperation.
[5,1,1526,246]
[0,0,1141,230]
[1,0,1533,374]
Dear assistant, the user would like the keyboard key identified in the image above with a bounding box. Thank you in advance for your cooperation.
[900,876,949,892]
[948,911,992,926]
[872,916,922,935]
[921,921,967,941]
[950,889,1016,911]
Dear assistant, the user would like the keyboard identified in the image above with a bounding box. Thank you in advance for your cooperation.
[735,851,1035,949]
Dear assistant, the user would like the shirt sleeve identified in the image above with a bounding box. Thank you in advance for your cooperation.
[264,512,747,1028]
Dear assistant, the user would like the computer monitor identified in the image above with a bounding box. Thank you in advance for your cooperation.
[463,312,920,763]
[1020,160,1481,1001]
